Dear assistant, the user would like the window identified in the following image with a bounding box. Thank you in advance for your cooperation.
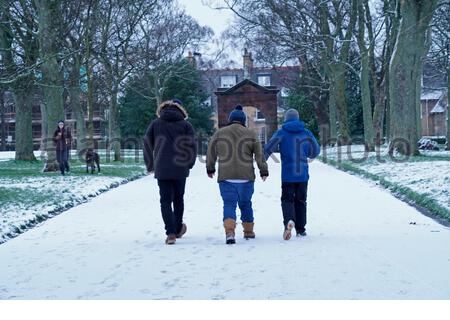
[257,75,271,86]
[259,127,266,142]
[220,75,237,88]
[256,109,265,120]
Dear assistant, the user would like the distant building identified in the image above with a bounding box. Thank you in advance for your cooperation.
[0,90,107,151]
[420,62,448,139]
[200,49,300,142]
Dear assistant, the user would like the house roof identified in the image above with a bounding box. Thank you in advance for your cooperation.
[421,89,445,100]
[430,94,448,113]
[215,78,280,95]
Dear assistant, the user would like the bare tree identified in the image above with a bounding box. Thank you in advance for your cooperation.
[0,82,5,150]
[212,0,358,144]
[61,0,94,154]
[0,0,38,160]
[95,0,158,161]
[33,0,67,171]
[388,0,439,155]
[136,1,213,106]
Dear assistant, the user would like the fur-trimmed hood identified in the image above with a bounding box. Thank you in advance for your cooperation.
[156,100,188,120]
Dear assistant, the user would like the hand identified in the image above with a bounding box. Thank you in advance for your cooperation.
[261,176,268,182]
[208,173,215,179]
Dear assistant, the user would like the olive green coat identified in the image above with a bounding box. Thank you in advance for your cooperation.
[206,122,269,182]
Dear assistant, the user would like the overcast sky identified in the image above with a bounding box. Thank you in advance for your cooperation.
[177,0,242,65]
[177,0,233,36]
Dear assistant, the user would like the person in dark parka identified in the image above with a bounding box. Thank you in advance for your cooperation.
[53,120,72,175]
[264,109,320,240]
[143,99,197,245]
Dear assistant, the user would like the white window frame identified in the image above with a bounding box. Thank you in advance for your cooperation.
[220,75,237,88]
[257,74,271,86]
[255,109,265,120]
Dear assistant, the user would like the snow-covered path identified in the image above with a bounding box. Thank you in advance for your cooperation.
[1,161,449,299]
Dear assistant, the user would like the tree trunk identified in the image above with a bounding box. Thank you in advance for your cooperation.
[328,84,337,144]
[85,60,95,149]
[14,81,36,161]
[0,88,5,151]
[447,68,450,150]
[108,85,122,161]
[39,102,47,158]
[332,65,350,144]
[314,91,330,146]
[373,79,386,146]
[36,0,65,171]
[388,0,437,155]
[357,0,375,151]
[68,57,87,155]
[0,7,36,160]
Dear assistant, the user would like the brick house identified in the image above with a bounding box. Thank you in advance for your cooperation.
[0,90,107,151]
[200,49,300,142]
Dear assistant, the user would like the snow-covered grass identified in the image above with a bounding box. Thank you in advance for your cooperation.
[320,145,450,221]
[0,151,146,244]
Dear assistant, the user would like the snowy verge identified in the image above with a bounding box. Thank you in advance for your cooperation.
[0,159,146,244]
[320,154,450,225]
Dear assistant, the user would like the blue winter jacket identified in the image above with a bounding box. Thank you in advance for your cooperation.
[264,119,320,182]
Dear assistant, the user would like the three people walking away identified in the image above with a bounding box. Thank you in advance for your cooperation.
[143,99,197,245]
[265,109,320,240]
[206,105,269,244]
[53,120,72,175]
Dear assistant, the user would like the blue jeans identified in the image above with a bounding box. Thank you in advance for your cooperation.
[219,181,255,222]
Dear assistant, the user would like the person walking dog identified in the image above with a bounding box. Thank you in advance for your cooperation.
[53,120,72,175]
[264,109,320,240]
[206,105,269,244]
[143,99,197,245]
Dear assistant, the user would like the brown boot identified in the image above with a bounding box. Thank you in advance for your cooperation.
[223,218,236,244]
[165,234,176,245]
[242,222,255,239]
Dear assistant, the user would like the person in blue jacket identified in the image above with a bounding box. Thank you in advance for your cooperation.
[264,109,320,240]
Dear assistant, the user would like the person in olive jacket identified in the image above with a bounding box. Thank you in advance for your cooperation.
[143,99,197,245]
[53,120,72,175]
[206,105,269,245]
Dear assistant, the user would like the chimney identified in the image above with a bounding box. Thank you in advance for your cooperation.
[243,48,253,79]
[187,51,196,68]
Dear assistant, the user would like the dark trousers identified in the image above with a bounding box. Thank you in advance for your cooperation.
[157,178,186,235]
[281,181,308,232]
[56,148,70,174]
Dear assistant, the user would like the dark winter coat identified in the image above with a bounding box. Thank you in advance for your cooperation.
[264,119,320,182]
[53,127,72,151]
[143,104,197,180]
[206,122,269,182]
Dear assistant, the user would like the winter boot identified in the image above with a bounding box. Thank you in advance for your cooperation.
[176,223,187,239]
[242,222,255,239]
[283,220,295,240]
[223,218,236,244]
[165,234,176,245]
